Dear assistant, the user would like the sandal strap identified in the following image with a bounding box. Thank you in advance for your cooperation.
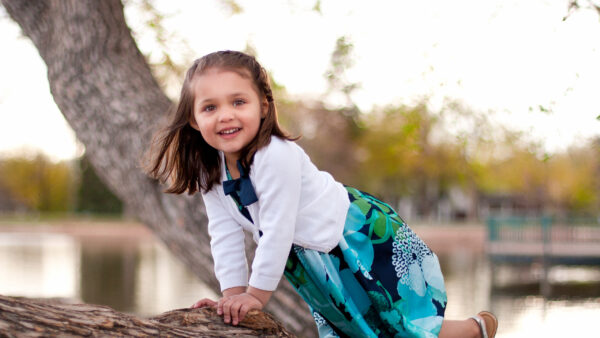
[471,315,488,338]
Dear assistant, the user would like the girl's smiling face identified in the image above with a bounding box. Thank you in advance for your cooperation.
[190,68,267,165]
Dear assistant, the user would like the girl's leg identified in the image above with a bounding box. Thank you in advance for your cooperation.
[439,319,480,338]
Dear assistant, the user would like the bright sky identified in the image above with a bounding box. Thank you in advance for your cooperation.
[1,0,599,161]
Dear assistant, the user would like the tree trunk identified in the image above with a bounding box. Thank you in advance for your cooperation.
[0,295,294,337]
[0,0,314,335]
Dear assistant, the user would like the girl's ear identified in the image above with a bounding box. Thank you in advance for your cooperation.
[261,97,269,118]
[189,116,201,131]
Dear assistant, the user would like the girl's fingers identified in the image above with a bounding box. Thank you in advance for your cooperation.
[217,297,227,315]
[191,298,217,309]
[238,304,249,324]
[230,302,242,325]
[222,299,232,323]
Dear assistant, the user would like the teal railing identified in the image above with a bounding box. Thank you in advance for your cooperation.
[486,216,600,265]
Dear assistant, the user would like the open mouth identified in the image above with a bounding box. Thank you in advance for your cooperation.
[219,128,241,135]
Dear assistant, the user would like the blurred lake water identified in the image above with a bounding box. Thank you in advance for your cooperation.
[0,221,598,337]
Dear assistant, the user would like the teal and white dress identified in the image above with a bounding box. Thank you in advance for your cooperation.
[225,165,447,338]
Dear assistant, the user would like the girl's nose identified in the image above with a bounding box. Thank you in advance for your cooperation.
[218,109,234,122]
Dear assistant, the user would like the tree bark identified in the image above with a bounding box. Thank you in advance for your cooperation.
[0,295,294,337]
[0,0,314,335]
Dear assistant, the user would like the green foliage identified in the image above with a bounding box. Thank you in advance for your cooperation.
[220,0,243,15]
[125,0,195,100]
[324,36,360,109]
[301,96,599,215]
[352,103,468,201]
[545,143,599,213]
[0,154,123,215]
[75,156,123,215]
[287,35,599,216]
[312,0,322,13]
[0,154,75,212]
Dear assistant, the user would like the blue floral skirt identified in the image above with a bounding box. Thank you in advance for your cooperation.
[284,186,447,337]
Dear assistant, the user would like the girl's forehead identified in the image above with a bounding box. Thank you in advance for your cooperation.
[192,67,259,95]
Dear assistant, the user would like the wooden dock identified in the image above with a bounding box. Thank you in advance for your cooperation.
[486,216,600,266]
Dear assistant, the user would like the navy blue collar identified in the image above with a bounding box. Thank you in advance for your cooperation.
[223,160,258,206]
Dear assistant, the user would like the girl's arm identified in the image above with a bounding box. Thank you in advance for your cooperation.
[222,286,271,305]
[202,188,250,291]
[222,286,246,297]
[246,286,272,305]
[216,141,297,325]
[247,139,302,291]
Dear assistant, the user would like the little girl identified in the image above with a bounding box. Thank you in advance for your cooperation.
[148,50,497,338]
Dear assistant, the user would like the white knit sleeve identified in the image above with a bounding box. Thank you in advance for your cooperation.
[202,187,248,291]
[248,139,302,291]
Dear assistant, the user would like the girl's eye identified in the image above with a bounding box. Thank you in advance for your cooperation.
[203,104,216,112]
[233,99,245,107]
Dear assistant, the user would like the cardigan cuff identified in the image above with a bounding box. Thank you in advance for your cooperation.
[248,273,282,291]
[218,275,249,292]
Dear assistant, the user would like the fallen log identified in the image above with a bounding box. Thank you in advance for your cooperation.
[0,295,295,337]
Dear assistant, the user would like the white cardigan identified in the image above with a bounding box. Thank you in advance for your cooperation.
[201,137,350,291]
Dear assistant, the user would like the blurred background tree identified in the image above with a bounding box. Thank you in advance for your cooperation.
[0,154,74,213]
[0,154,123,215]
[75,155,123,215]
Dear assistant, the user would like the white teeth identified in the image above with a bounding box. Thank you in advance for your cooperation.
[220,128,239,135]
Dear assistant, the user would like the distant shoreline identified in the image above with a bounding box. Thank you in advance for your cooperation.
[0,219,485,253]
[0,218,154,246]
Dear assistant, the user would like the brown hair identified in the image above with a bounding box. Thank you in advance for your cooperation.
[147,50,296,194]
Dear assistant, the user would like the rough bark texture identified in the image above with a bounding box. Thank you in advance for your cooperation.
[0,0,314,335]
[0,295,294,337]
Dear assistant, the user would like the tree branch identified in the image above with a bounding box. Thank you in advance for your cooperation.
[0,295,294,337]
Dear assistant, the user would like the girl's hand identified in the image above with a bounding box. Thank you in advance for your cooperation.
[191,298,217,309]
[217,292,264,325]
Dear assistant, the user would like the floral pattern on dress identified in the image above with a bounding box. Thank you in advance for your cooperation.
[284,186,447,338]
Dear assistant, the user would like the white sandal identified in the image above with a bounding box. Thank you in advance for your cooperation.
[471,311,498,338]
